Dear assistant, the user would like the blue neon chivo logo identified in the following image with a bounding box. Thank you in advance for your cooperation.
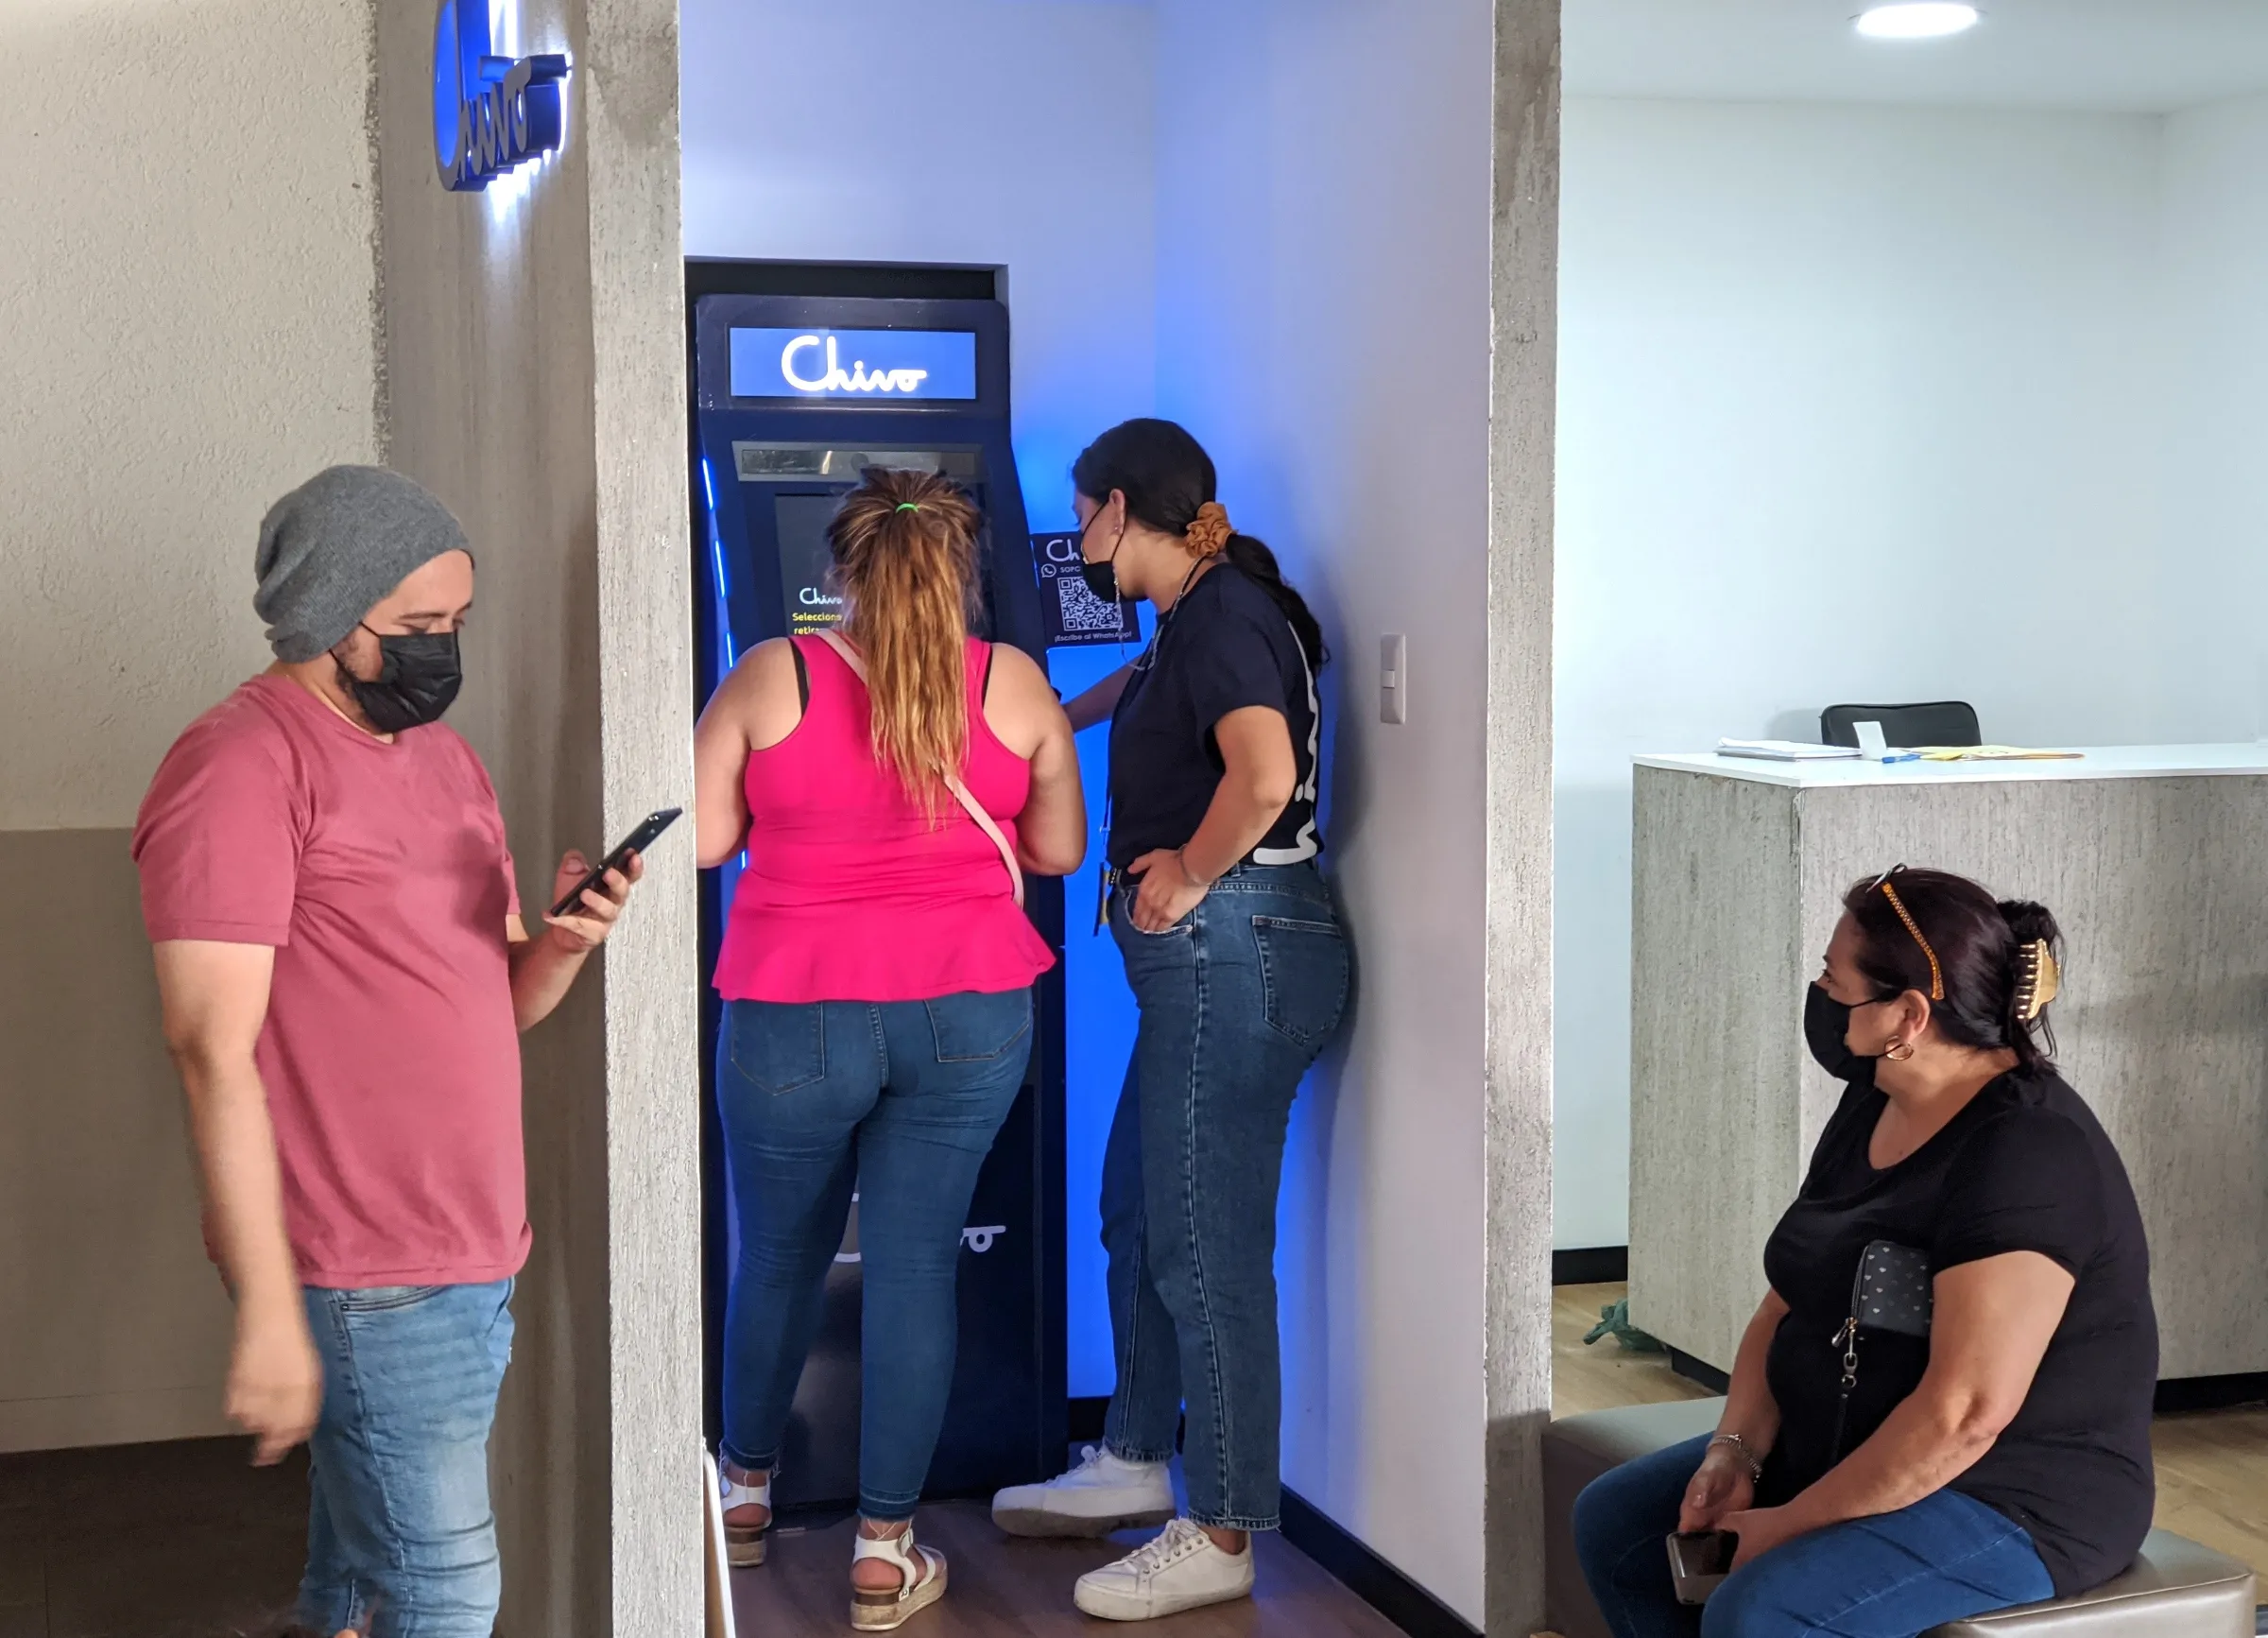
[431,0,569,191]
[729,328,979,402]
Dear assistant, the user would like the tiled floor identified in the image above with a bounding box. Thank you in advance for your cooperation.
[0,1439,307,1638]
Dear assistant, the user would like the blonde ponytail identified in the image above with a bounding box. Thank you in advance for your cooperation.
[826,469,982,818]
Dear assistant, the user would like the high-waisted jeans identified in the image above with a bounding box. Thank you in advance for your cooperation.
[716,987,1034,1521]
[1574,1435,2056,1638]
[1101,860,1349,1530]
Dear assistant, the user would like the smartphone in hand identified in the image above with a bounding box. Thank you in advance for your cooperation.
[550,808,681,918]
[1666,1529,1738,1605]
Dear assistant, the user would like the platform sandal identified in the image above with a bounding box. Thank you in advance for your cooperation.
[718,1461,771,1567]
[850,1524,948,1631]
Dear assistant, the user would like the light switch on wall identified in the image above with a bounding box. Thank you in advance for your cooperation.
[1380,632,1408,724]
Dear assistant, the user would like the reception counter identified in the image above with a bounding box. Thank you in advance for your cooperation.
[1626,745,2268,1383]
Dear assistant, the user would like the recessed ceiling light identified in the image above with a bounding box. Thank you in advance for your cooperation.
[1855,3,1982,40]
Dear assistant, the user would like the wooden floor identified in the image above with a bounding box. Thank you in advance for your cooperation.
[4,1287,2255,1636]
[0,1436,1398,1638]
[733,1491,1403,1638]
[0,1438,306,1638]
[1554,1281,2268,1581]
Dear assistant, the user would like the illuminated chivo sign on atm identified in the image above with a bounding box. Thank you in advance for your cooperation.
[782,336,927,395]
[728,327,981,401]
[431,0,570,191]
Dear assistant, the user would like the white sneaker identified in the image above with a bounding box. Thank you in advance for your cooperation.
[1073,1517,1257,1622]
[990,1445,1177,1538]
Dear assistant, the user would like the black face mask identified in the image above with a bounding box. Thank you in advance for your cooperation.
[1077,509,1123,604]
[341,626,462,733]
[1804,982,1855,1073]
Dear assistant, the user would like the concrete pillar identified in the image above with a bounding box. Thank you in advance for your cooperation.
[369,0,701,1628]
[1485,2,1561,1633]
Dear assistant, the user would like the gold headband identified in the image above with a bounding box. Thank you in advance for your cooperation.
[1877,878,1945,1002]
[2015,939,2061,1024]
[1185,502,1232,559]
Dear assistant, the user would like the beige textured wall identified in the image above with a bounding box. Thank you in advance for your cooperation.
[5,4,698,1619]
[0,0,382,1451]
[1,0,385,831]
[0,833,235,1452]
[370,0,699,1629]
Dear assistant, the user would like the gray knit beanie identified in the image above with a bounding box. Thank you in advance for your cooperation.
[254,466,472,662]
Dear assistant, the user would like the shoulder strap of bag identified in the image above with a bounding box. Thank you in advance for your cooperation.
[816,628,1025,908]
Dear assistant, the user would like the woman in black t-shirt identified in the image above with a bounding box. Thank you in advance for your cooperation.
[988,421,1349,1624]
[1575,867,2156,1638]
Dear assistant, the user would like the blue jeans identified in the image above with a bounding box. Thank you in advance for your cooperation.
[717,987,1034,1520]
[1574,1435,2056,1638]
[1102,861,1349,1530]
[298,1279,516,1638]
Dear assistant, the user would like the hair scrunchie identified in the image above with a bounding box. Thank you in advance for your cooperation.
[1185,501,1233,559]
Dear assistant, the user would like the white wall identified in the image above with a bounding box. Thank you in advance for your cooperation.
[2159,93,2268,725]
[1552,97,2221,1250]
[680,0,1158,513]
[1153,1,1497,1620]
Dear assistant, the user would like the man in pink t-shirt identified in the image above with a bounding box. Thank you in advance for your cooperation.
[133,466,644,1638]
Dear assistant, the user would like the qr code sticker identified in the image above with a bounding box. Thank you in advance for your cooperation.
[1056,573,1125,634]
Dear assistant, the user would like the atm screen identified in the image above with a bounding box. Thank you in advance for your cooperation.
[776,494,845,634]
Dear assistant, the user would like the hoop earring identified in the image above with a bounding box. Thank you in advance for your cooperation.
[1885,1040,1916,1062]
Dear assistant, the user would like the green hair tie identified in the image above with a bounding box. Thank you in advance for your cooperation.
[895,502,921,513]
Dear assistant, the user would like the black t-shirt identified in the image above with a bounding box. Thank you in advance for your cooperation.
[1760,1058,2156,1597]
[1106,562,1320,871]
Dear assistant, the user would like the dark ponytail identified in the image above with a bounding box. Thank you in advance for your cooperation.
[1072,418,1327,671]
[1841,868,2063,1070]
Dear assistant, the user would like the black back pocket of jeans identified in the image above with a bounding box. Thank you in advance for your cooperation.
[1254,916,1349,1048]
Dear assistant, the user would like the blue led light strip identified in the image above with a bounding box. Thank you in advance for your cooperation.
[699,457,737,672]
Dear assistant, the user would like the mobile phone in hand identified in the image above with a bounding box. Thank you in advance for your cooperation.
[1666,1529,1737,1605]
[550,807,680,918]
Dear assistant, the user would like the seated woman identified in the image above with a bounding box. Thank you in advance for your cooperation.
[1576,866,2156,1638]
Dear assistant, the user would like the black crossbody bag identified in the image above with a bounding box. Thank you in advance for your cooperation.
[1829,1239,1933,1460]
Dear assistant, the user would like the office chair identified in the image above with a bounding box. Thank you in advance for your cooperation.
[1819,701,1981,750]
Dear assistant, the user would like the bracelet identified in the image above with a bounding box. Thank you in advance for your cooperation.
[1176,848,1218,890]
[1708,1432,1765,1484]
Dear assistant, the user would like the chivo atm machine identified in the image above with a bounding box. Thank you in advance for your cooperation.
[688,263,1066,1510]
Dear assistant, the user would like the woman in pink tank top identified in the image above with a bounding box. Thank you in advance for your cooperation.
[691,468,1082,1629]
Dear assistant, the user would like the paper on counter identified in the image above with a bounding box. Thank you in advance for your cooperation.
[1716,738,1864,762]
